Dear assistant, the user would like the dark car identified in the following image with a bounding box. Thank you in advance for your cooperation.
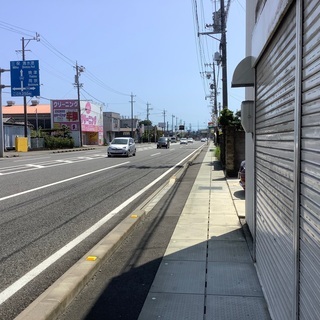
[157,137,170,149]
[238,160,245,190]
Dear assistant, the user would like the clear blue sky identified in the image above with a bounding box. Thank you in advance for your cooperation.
[0,0,245,131]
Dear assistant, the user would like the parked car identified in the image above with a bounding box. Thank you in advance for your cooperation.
[187,138,194,143]
[107,137,136,157]
[238,160,245,190]
[157,137,170,149]
[180,138,188,144]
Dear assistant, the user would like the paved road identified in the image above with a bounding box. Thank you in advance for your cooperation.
[58,146,207,320]
[0,142,204,319]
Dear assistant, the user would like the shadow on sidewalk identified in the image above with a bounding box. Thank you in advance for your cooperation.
[71,227,270,320]
[234,189,245,200]
[212,160,223,171]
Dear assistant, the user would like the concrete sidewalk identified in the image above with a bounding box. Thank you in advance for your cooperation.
[138,143,271,320]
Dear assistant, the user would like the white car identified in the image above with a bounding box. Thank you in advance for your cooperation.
[201,138,207,142]
[107,137,136,157]
[187,138,194,143]
[180,138,188,144]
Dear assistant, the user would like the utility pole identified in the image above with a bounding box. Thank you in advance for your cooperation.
[213,60,218,115]
[74,62,85,147]
[147,102,152,142]
[198,1,228,110]
[204,63,218,118]
[175,117,178,135]
[172,114,175,135]
[163,109,166,136]
[130,93,135,138]
[220,0,228,109]
[22,37,27,138]
[20,34,40,138]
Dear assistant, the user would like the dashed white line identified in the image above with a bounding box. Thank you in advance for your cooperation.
[25,164,45,168]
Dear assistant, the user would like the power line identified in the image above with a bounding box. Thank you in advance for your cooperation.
[81,88,105,106]
[0,20,35,37]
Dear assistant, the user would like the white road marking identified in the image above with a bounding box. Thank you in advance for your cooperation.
[0,162,129,202]
[56,159,74,163]
[25,164,45,168]
[0,156,105,175]
[13,156,52,162]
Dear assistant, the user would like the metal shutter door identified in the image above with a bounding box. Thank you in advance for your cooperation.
[255,5,296,320]
[300,1,320,319]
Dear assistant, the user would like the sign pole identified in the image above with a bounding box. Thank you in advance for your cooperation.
[0,68,10,158]
[21,38,29,138]
[0,70,4,158]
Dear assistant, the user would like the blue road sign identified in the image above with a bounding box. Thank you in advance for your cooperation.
[10,60,40,97]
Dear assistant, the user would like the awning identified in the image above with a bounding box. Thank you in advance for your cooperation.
[231,56,255,87]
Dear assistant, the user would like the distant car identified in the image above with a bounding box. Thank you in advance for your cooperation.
[238,160,245,190]
[170,137,177,143]
[187,138,194,143]
[201,138,207,142]
[180,138,188,144]
[107,137,136,157]
[157,137,170,149]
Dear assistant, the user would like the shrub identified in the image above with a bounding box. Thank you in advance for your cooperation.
[44,135,74,149]
[215,146,220,160]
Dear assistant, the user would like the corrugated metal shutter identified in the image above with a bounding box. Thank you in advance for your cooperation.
[299,0,320,319]
[255,5,296,320]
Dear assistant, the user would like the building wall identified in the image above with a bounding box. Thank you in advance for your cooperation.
[251,1,320,319]
[244,0,256,244]
[103,112,120,144]
[80,101,103,145]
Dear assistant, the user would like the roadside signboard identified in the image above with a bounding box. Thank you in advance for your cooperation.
[51,99,79,131]
[10,60,40,97]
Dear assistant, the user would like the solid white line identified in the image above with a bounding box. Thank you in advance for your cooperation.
[0,162,129,202]
[0,149,199,305]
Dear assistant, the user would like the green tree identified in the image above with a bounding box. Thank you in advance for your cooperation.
[218,109,243,130]
[139,120,152,126]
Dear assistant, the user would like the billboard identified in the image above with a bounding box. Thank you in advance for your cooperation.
[81,101,103,133]
[51,99,80,131]
[51,99,80,146]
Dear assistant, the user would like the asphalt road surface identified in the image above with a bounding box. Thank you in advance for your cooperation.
[0,142,205,319]
[58,146,206,320]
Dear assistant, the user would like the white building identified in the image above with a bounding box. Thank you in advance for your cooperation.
[232,1,320,319]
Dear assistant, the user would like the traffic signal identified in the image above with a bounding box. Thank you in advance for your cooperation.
[179,125,185,130]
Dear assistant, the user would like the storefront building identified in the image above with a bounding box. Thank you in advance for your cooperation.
[233,1,320,319]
